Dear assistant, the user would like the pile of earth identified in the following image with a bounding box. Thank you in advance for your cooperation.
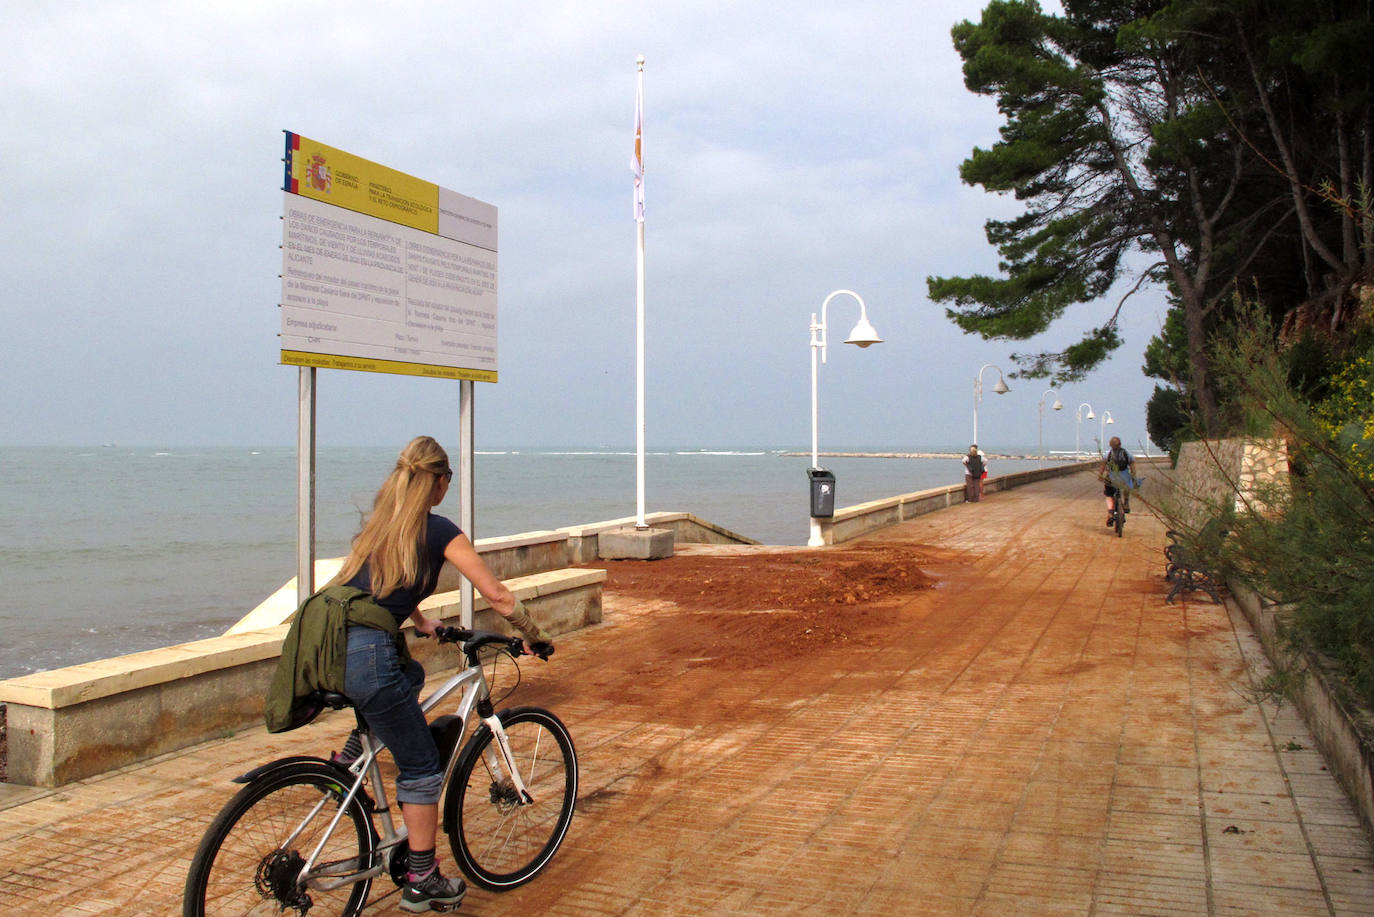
[578,543,938,660]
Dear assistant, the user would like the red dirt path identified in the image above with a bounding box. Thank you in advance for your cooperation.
[576,543,940,662]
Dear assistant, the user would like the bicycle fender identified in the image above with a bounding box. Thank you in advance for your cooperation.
[235,756,380,815]
[232,754,336,784]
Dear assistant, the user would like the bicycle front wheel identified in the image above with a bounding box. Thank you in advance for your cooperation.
[184,761,374,917]
[444,706,578,890]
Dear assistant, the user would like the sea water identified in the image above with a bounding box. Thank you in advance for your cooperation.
[0,445,1050,678]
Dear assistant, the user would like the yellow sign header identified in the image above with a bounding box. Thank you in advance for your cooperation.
[284,132,439,234]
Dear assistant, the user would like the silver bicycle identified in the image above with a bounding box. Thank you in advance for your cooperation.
[183,626,577,916]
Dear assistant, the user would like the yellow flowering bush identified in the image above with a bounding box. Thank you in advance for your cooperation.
[1315,353,1374,482]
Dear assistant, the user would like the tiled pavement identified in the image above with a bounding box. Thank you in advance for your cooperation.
[2,472,1372,915]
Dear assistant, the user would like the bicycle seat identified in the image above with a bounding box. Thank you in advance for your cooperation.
[310,690,354,710]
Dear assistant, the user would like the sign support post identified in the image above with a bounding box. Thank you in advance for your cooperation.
[459,380,475,626]
[296,366,317,607]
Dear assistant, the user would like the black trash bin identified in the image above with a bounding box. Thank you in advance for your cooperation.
[808,468,836,518]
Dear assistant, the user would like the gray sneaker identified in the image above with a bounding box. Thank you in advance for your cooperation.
[401,868,466,912]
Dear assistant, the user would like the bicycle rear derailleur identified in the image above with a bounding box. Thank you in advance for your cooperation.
[255,849,313,913]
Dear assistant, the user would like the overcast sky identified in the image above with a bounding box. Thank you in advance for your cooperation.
[1,0,1162,453]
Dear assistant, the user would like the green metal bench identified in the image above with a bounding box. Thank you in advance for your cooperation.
[1163,520,1226,604]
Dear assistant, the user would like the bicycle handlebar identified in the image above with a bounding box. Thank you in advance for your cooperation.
[431,625,554,661]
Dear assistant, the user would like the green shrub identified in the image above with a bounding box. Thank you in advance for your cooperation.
[1184,311,1374,706]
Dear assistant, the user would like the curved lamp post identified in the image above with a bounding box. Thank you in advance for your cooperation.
[1099,410,1115,454]
[1038,388,1063,461]
[1075,403,1095,459]
[809,289,882,546]
[972,363,1010,446]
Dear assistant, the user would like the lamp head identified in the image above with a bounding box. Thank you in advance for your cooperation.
[844,316,883,348]
[1086,410,1095,420]
[1052,399,1063,411]
[992,377,1010,395]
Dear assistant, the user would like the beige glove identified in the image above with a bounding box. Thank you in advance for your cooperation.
[506,599,550,644]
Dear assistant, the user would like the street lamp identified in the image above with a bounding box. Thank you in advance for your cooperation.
[972,363,1010,446]
[809,289,882,546]
[1075,403,1095,459]
[1099,410,1115,454]
[1038,388,1063,461]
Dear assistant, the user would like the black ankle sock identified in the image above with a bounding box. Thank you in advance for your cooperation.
[339,731,363,761]
[409,847,436,878]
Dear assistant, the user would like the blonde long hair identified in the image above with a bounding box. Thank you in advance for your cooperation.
[335,436,451,599]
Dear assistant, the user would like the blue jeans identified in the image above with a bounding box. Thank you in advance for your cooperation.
[343,626,443,805]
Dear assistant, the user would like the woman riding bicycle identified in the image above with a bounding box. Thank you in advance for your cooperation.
[1099,436,1137,527]
[318,436,549,912]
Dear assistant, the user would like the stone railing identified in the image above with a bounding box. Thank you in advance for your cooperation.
[813,459,1100,545]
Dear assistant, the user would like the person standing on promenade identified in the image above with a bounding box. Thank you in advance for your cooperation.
[1099,435,1138,525]
[268,436,551,913]
[963,444,988,502]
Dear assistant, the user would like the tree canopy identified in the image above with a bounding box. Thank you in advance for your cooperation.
[931,0,1374,436]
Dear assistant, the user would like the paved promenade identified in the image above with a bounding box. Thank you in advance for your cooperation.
[3,472,1373,915]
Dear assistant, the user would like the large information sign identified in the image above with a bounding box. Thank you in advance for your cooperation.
[280,132,498,381]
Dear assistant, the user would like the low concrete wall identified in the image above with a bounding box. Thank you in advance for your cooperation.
[0,569,603,787]
[3,633,283,788]
[1229,581,1374,839]
[0,506,757,787]
[231,520,753,634]
[230,530,589,635]
[560,512,757,564]
[814,460,1099,546]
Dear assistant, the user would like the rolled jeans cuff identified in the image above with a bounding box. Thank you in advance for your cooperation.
[396,772,444,806]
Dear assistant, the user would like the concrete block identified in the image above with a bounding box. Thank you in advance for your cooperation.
[598,526,674,560]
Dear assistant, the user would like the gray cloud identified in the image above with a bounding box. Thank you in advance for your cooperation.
[1,0,1158,452]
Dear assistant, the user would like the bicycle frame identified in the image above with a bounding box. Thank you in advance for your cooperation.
[294,649,534,894]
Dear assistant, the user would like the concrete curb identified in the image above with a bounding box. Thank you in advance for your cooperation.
[1228,578,1374,840]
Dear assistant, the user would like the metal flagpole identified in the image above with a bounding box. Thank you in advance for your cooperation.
[634,55,648,530]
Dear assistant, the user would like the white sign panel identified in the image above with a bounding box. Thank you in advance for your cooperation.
[281,194,498,378]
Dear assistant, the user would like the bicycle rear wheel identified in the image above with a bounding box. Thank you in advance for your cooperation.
[444,706,577,891]
[1115,506,1125,537]
[184,761,374,917]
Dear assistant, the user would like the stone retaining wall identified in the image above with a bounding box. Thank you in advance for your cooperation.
[1171,438,1289,529]
[1165,438,1372,837]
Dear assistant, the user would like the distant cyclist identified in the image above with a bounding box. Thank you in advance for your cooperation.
[1099,436,1137,527]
